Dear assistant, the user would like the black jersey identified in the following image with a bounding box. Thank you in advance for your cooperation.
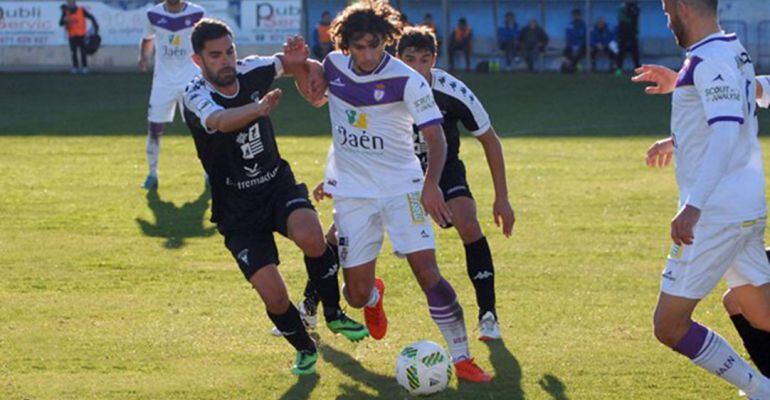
[413,68,491,170]
[182,55,293,231]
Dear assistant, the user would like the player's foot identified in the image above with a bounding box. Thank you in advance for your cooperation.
[70,67,78,74]
[80,67,89,75]
[478,311,501,341]
[454,358,493,383]
[364,277,387,340]
[142,174,158,189]
[290,349,318,375]
[326,311,369,342]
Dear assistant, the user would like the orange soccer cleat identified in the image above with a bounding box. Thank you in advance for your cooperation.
[454,358,493,383]
[364,277,388,340]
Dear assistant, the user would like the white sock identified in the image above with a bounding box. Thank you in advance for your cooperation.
[692,329,766,395]
[146,133,160,177]
[365,285,380,308]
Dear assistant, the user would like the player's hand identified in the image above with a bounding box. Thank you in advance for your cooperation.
[138,57,147,72]
[646,137,674,168]
[421,183,452,228]
[283,35,310,66]
[255,89,282,116]
[313,181,332,201]
[671,204,700,246]
[493,197,515,237]
[631,64,677,95]
[308,62,328,106]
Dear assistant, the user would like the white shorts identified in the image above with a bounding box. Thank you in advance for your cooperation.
[333,192,436,268]
[148,84,185,123]
[661,217,770,299]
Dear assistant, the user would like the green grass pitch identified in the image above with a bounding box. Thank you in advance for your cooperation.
[1,72,769,399]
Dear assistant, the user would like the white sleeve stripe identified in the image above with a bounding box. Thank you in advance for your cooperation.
[237,55,278,74]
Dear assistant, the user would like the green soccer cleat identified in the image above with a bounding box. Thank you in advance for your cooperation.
[291,350,318,375]
[326,311,369,342]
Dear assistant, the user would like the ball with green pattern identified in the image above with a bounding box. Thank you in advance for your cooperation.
[395,340,451,395]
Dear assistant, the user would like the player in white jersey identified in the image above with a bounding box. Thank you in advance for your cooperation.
[138,0,205,189]
[632,0,770,397]
[297,0,492,383]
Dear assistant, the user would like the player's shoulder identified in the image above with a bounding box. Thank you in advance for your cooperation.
[184,75,210,96]
[688,33,741,66]
[146,2,164,16]
[323,51,348,70]
[183,1,205,13]
[237,54,279,75]
[430,68,478,104]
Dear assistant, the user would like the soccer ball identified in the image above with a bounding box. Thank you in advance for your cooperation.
[395,340,452,396]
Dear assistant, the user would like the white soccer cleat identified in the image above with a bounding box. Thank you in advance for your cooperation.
[298,300,318,330]
[478,311,502,341]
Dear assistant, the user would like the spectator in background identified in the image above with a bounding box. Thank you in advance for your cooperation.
[519,18,548,72]
[497,12,520,71]
[312,11,333,60]
[421,13,437,34]
[590,17,617,72]
[59,0,99,74]
[562,8,586,73]
[449,17,473,72]
[616,0,640,72]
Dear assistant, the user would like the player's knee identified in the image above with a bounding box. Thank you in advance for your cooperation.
[263,291,291,315]
[746,309,770,332]
[415,266,441,291]
[721,290,741,315]
[148,122,164,137]
[652,314,688,348]
[454,216,483,243]
[345,283,371,308]
[293,226,325,257]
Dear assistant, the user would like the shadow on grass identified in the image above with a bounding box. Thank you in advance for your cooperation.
[539,373,569,400]
[277,373,320,400]
[135,186,216,249]
[320,338,533,399]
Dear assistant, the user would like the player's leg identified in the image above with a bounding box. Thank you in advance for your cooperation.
[224,233,317,375]
[724,286,770,376]
[654,222,770,396]
[384,193,491,382]
[447,195,501,341]
[722,230,770,377]
[279,184,367,342]
[68,37,79,73]
[77,36,87,72]
[335,196,386,339]
[143,84,175,189]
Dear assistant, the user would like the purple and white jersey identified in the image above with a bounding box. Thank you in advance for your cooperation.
[672,32,765,223]
[144,2,205,89]
[322,51,444,198]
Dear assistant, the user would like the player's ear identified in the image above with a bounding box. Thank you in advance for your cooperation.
[431,54,437,68]
[191,53,203,69]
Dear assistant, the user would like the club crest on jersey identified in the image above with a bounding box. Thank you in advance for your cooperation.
[168,34,181,46]
[373,84,385,102]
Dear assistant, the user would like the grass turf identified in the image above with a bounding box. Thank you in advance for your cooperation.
[1,71,768,399]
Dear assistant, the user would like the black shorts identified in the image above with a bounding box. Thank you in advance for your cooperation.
[223,182,314,281]
[439,160,473,202]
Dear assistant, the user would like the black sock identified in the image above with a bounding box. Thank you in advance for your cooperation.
[730,314,770,376]
[464,236,497,320]
[267,303,316,352]
[304,244,342,321]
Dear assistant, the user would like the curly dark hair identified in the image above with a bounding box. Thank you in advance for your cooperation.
[329,0,403,52]
[397,26,437,56]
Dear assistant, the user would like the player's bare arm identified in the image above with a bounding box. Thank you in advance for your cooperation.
[205,89,282,133]
[634,65,769,102]
[476,128,515,237]
[421,124,453,227]
[138,37,154,72]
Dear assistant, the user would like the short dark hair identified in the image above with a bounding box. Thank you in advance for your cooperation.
[329,0,402,52]
[397,26,437,56]
[680,0,718,14]
[191,18,233,54]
